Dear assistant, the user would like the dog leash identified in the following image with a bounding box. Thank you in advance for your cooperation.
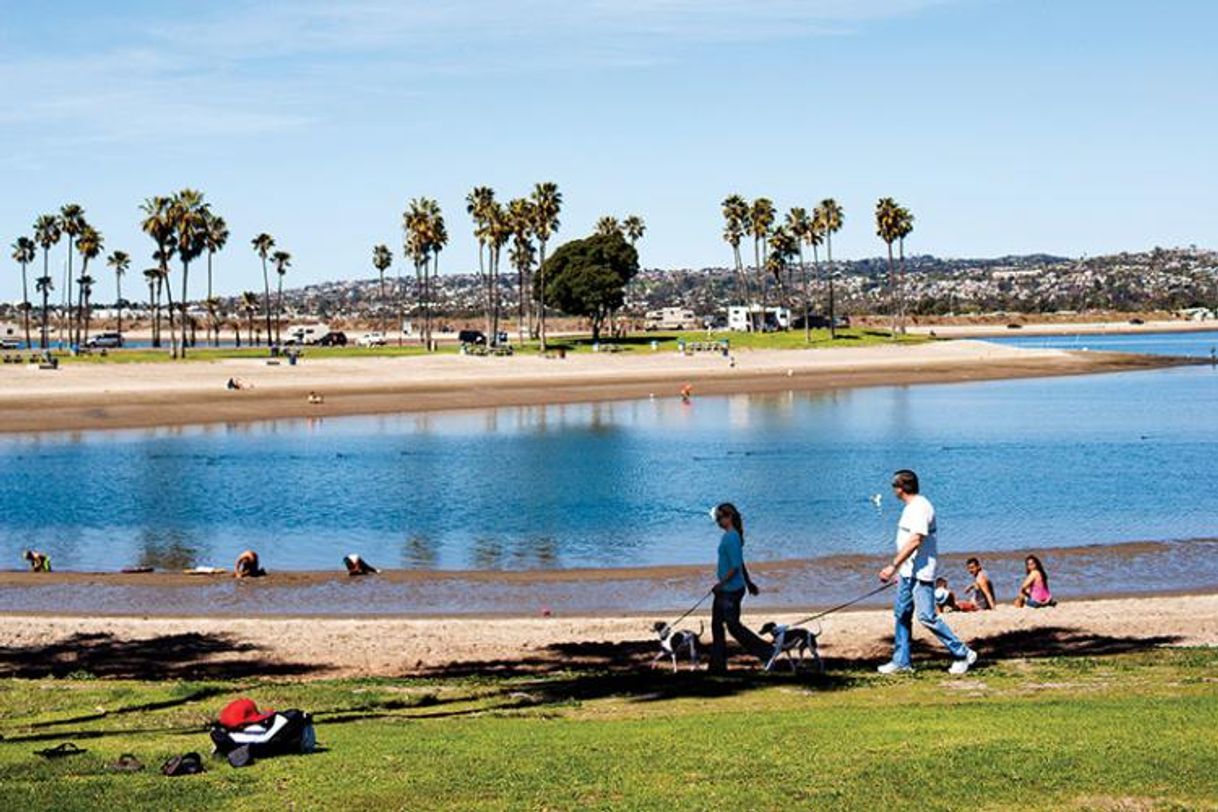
[787,581,896,628]
[662,588,714,632]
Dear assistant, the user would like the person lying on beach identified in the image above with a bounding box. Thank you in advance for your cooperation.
[1015,555,1054,608]
[226,377,253,391]
[343,553,379,576]
[234,549,266,578]
[22,549,51,573]
[964,557,997,610]
[307,391,325,405]
[708,502,772,674]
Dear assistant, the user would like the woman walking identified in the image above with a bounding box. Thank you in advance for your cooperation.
[708,503,773,674]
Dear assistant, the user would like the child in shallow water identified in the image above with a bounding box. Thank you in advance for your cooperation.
[23,549,51,573]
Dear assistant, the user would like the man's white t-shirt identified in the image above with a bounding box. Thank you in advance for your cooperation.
[895,494,938,581]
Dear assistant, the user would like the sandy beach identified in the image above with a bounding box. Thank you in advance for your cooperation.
[0,592,1212,679]
[902,318,1218,338]
[0,340,1188,433]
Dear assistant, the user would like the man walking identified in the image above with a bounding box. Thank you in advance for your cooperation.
[877,470,977,675]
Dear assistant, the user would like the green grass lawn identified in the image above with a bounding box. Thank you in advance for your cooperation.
[43,327,926,363]
[1,649,1214,811]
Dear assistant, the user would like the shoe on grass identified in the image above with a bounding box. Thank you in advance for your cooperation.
[949,648,978,675]
[877,661,914,675]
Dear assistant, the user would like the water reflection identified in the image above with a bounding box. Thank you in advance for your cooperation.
[136,528,201,570]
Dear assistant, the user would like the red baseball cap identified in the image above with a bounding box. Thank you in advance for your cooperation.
[218,698,275,729]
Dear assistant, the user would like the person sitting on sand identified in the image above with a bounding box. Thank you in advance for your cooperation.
[964,557,997,610]
[1015,555,1054,608]
[306,391,325,405]
[233,549,266,578]
[343,553,379,576]
[22,549,51,573]
[934,578,959,613]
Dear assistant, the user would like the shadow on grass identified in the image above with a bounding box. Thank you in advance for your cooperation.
[0,631,320,681]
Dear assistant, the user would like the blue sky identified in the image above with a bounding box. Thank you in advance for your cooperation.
[2,0,1215,299]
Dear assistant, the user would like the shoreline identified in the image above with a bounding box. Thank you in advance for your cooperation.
[2,591,1214,678]
[903,318,1218,338]
[0,341,1193,434]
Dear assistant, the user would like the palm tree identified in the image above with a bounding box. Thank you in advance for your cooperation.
[767,226,798,326]
[59,204,85,346]
[251,233,275,345]
[466,186,497,341]
[749,197,776,331]
[372,244,393,333]
[530,182,562,350]
[785,207,812,341]
[168,189,208,357]
[240,291,259,346]
[427,202,448,349]
[875,197,901,336]
[143,268,159,344]
[140,196,176,349]
[895,205,915,334]
[35,274,53,351]
[33,214,61,349]
[271,250,292,343]
[815,198,844,339]
[721,195,752,310]
[506,198,533,345]
[204,212,229,346]
[75,225,103,344]
[403,199,432,348]
[623,215,646,247]
[11,237,36,349]
[106,250,130,339]
[595,216,621,237]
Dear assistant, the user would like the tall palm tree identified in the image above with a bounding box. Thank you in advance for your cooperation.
[466,187,497,341]
[204,212,229,346]
[403,199,432,348]
[75,225,103,345]
[427,201,448,350]
[785,207,812,341]
[815,198,844,339]
[509,199,538,350]
[623,215,646,247]
[140,196,176,349]
[596,216,621,237]
[767,226,798,327]
[59,204,85,346]
[106,250,130,339]
[749,197,776,331]
[529,181,562,350]
[33,214,61,349]
[11,236,36,349]
[372,244,393,333]
[251,233,275,345]
[168,189,208,357]
[721,195,752,309]
[143,268,159,345]
[271,249,291,344]
[240,291,259,346]
[875,197,901,336]
[895,205,915,335]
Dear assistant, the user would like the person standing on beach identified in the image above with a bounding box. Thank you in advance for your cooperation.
[877,470,977,675]
[708,503,772,674]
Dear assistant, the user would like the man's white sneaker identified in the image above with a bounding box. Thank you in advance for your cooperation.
[949,648,978,675]
[877,662,914,675]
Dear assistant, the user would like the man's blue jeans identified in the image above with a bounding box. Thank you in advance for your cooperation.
[892,576,969,667]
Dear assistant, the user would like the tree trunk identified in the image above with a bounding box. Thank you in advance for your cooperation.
[164,273,179,359]
[886,242,897,337]
[181,261,191,358]
[276,275,284,346]
[538,240,548,351]
[751,239,763,332]
[261,257,273,346]
[20,263,31,349]
[153,275,162,348]
[116,275,123,339]
[798,245,810,343]
[65,244,74,348]
[826,234,836,340]
[898,237,907,335]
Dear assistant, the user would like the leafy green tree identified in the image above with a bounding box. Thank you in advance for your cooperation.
[536,231,639,341]
[11,236,36,348]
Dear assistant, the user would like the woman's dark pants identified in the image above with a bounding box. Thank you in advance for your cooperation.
[710,587,772,672]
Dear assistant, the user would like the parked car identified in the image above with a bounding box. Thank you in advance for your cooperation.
[1129,318,1145,325]
[1007,323,1023,330]
[85,332,124,349]
[458,329,487,346]
[317,331,348,347]
[0,338,20,350]
[357,332,387,347]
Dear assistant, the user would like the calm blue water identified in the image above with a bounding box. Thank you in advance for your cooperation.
[989,328,1218,358]
[2,358,1215,572]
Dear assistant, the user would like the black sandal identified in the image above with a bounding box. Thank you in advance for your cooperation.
[161,752,205,776]
[34,742,87,759]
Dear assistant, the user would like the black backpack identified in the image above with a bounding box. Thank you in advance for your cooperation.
[210,709,315,761]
